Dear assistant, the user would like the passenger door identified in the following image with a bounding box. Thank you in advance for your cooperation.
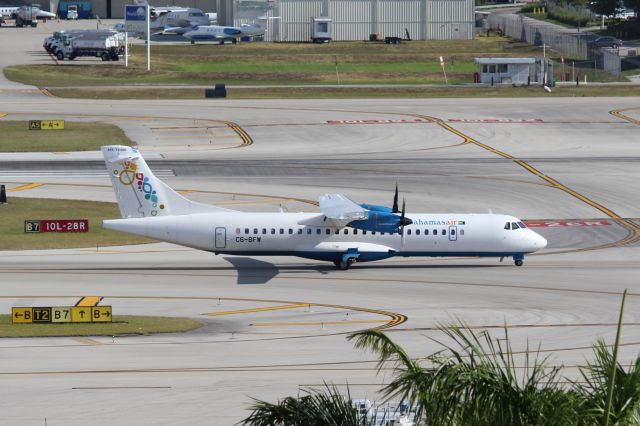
[448,225,457,242]
[215,227,226,249]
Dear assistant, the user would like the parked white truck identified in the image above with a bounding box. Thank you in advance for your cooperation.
[46,30,125,56]
[56,33,121,61]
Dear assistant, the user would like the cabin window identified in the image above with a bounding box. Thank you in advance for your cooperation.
[425,229,429,235]
[363,230,367,235]
[236,228,240,234]
[271,228,276,234]
[517,221,526,228]
[504,222,511,230]
[288,229,293,234]
[416,229,420,235]
[335,229,340,234]
[433,229,437,235]
[460,229,465,236]
[262,229,267,234]
[298,229,303,234]
[344,229,349,235]
[245,228,250,234]
[407,229,412,235]
[372,231,376,235]
[326,229,331,235]
[451,229,456,236]
[307,228,312,234]
[317,229,321,235]
[279,228,284,234]
[441,229,446,235]
[354,229,358,235]
[253,228,258,234]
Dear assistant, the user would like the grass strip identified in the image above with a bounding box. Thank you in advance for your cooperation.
[0,121,133,152]
[48,84,640,99]
[3,37,577,87]
[0,315,202,337]
[0,197,152,250]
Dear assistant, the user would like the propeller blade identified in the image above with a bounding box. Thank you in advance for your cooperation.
[392,184,399,213]
[400,198,405,245]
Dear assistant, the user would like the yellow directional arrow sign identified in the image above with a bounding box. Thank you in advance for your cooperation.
[11,307,33,324]
[91,306,112,323]
[71,306,92,323]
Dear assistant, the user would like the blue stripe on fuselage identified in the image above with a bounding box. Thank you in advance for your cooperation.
[211,250,526,263]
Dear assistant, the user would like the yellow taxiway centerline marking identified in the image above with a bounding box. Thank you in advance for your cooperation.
[250,320,389,327]
[7,183,44,192]
[75,296,103,307]
[611,108,640,125]
[204,304,307,316]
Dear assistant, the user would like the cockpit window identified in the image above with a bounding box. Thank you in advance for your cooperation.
[504,222,511,230]
[517,221,526,228]
[511,222,519,229]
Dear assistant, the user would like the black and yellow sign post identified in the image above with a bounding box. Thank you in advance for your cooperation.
[11,306,112,324]
[29,120,65,130]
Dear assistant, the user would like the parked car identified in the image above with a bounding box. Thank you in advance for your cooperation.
[589,36,623,48]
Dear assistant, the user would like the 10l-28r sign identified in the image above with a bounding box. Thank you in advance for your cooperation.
[24,219,89,233]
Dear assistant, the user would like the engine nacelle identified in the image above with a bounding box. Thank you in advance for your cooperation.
[349,211,411,234]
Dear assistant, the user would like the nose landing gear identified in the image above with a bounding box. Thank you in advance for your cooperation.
[513,254,524,267]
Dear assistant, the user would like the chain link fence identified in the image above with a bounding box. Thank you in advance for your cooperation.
[487,14,621,76]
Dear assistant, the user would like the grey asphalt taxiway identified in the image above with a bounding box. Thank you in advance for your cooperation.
[1,19,640,425]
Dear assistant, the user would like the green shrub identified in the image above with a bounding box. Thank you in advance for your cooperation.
[520,3,542,13]
[547,5,591,26]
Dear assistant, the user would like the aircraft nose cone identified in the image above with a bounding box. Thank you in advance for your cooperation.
[532,232,547,250]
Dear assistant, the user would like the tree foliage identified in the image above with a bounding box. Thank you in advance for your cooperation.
[242,323,640,426]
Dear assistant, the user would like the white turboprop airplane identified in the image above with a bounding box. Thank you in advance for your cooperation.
[0,5,56,20]
[101,146,547,269]
[182,17,277,44]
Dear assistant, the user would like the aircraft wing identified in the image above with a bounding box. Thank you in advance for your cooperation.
[160,25,192,35]
[319,194,368,222]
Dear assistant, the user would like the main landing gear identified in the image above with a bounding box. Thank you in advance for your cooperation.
[334,257,357,270]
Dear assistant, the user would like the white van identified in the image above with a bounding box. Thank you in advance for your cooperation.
[67,5,78,20]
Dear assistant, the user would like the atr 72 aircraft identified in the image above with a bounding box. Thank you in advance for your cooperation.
[102,146,547,270]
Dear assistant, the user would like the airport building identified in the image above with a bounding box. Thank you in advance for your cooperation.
[235,0,474,41]
[45,0,473,41]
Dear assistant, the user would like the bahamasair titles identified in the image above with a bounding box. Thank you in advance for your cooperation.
[102,145,547,270]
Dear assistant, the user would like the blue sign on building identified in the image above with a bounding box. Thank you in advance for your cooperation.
[125,5,147,21]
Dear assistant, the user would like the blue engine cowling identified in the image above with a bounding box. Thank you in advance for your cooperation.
[349,211,410,234]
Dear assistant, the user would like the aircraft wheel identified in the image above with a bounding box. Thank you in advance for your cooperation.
[515,259,523,267]
[191,40,195,45]
[101,52,109,61]
[56,51,64,60]
[337,260,350,270]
